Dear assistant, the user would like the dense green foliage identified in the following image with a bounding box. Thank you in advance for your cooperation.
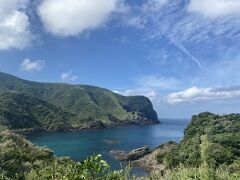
[0,72,158,130]
[0,130,55,179]
[0,92,79,130]
[149,163,240,180]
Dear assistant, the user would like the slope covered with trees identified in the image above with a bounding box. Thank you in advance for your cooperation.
[161,112,240,169]
[0,72,158,130]
[0,91,79,130]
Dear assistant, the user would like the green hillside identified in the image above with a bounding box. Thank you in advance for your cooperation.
[0,72,158,130]
[0,91,80,130]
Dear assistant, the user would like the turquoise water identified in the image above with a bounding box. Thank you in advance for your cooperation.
[27,119,189,176]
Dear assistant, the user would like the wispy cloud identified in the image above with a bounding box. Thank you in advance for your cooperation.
[136,74,181,89]
[192,55,240,87]
[121,0,240,70]
[168,36,202,68]
[60,71,78,82]
[20,58,45,72]
[142,0,170,13]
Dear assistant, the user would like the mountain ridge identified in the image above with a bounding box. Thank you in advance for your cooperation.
[0,72,159,131]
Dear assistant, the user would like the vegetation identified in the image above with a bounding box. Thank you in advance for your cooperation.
[160,112,240,169]
[0,130,55,179]
[0,91,79,130]
[148,163,240,180]
[0,72,158,130]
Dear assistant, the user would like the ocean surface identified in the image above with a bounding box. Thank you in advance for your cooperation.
[27,119,190,176]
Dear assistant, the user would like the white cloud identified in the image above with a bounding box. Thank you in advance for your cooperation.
[188,0,240,18]
[38,0,125,37]
[167,86,240,104]
[60,71,78,82]
[20,59,45,72]
[0,0,32,50]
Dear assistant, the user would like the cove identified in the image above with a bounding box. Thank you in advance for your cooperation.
[27,119,189,176]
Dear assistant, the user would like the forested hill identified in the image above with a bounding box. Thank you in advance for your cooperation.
[0,72,158,130]
[156,112,240,170]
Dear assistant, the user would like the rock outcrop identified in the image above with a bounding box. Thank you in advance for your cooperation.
[111,142,178,174]
[131,141,177,173]
[110,145,151,161]
[127,146,151,160]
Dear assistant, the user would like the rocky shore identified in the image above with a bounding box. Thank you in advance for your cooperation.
[110,141,177,173]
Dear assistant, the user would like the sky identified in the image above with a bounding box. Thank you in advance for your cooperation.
[1,0,240,119]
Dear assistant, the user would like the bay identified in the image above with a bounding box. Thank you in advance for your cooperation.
[27,119,190,176]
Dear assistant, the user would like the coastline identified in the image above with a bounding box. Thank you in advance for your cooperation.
[14,119,160,134]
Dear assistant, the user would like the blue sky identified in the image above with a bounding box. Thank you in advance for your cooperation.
[1,0,240,118]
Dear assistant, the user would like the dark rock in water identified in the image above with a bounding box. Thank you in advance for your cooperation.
[111,146,151,161]
[127,145,151,161]
[110,150,128,161]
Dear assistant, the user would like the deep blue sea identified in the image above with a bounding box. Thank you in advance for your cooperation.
[27,119,190,176]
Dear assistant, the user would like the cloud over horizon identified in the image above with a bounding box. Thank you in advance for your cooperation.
[167,86,240,104]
